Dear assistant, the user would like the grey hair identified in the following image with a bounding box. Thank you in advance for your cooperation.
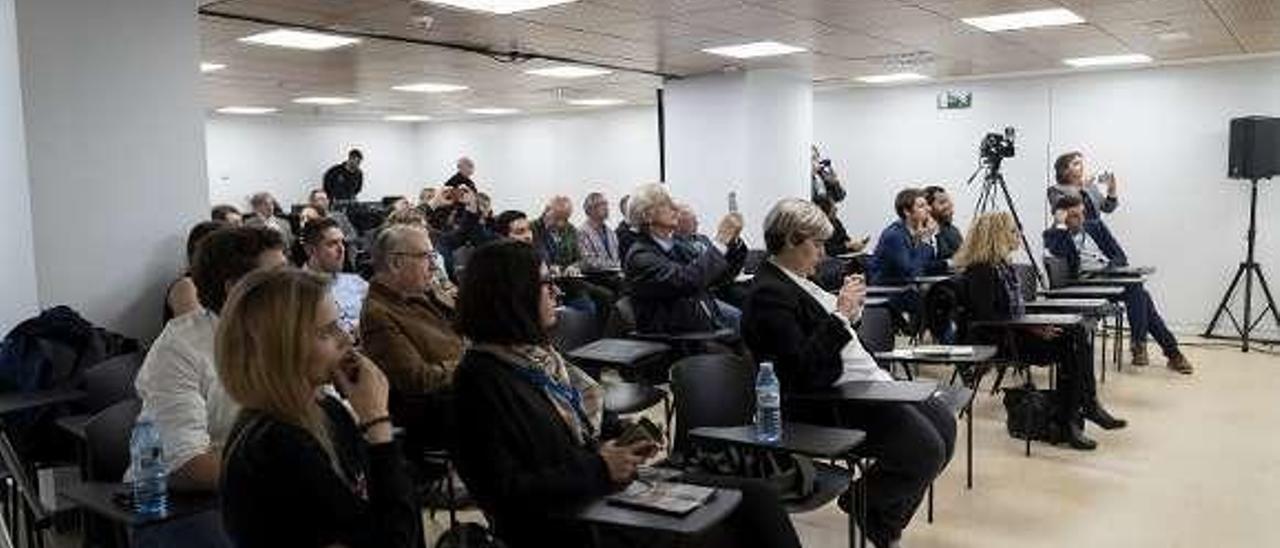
[372,224,430,273]
[627,183,672,231]
[583,191,607,212]
[763,198,834,255]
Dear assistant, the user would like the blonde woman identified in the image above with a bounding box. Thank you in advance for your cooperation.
[955,213,1124,451]
[217,268,421,547]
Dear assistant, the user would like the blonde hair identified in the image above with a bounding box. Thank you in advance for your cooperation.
[954,212,1019,268]
[216,268,336,458]
[763,199,833,254]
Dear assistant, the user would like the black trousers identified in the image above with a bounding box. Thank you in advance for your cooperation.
[791,394,956,545]
[1011,324,1098,424]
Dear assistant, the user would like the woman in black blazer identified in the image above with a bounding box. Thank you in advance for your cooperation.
[741,199,955,548]
[955,212,1125,450]
[452,240,800,548]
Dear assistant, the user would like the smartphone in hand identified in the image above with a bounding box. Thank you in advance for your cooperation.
[617,416,663,447]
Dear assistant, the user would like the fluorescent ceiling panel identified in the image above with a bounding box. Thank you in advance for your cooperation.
[856,72,930,84]
[391,82,470,93]
[416,0,577,15]
[1063,54,1153,67]
[962,8,1084,32]
[239,29,359,51]
[293,97,360,105]
[702,41,807,59]
[216,106,278,115]
[525,66,612,78]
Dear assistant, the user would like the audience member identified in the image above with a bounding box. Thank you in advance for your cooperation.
[381,208,457,305]
[532,195,614,318]
[134,227,287,492]
[444,156,478,191]
[245,192,294,246]
[577,192,624,294]
[956,212,1124,450]
[452,240,801,548]
[1045,195,1192,373]
[741,198,954,548]
[308,188,358,239]
[868,188,948,285]
[164,221,224,322]
[924,186,963,262]
[672,202,746,323]
[217,268,421,548]
[418,187,437,209]
[1047,151,1128,264]
[298,206,323,228]
[814,196,867,258]
[494,210,533,243]
[211,204,242,226]
[615,194,637,259]
[323,149,364,203]
[360,225,463,438]
[301,218,368,333]
[623,183,746,334]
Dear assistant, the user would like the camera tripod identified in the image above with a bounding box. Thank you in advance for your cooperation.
[965,159,1046,287]
[1204,177,1280,351]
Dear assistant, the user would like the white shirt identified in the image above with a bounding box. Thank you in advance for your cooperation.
[770,260,893,384]
[132,309,240,476]
[1066,225,1110,271]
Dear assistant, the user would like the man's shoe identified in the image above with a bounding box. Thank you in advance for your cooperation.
[1059,421,1097,451]
[1084,405,1127,430]
[1167,353,1194,375]
[1130,344,1150,366]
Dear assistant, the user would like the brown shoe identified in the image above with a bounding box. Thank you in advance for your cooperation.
[1166,353,1194,374]
[1131,344,1150,366]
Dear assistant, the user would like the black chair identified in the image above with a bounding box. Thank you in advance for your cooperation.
[57,353,144,444]
[450,246,474,283]
[742,249,768,275]
[551,307,602,354]
[668,354,849,514]
[554,307,669,426]
[83,399,141,482]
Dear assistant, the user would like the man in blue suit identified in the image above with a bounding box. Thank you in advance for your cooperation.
[1044,195,1192,374]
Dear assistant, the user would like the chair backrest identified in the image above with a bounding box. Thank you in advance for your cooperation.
[84,399,142,482]
[82,351,143,413]
[743,249,768,275]
[857,305,895,353]
[1013,263,1040,300]
[1043,256,1071,289]
[451,246,475,281]
[669,354,755,455]
[606,297,637,338]
[550,306,601,354]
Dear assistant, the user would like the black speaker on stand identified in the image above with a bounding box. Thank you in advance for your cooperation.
[1205,116,1280,351]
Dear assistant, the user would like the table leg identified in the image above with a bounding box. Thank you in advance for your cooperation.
[927,483,934,523]
[966,397,974,490]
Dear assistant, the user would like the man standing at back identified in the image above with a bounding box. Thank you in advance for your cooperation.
[323,149,364,203]
[445,156,477,192]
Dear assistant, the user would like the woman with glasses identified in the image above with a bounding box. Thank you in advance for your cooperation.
[217,268,421,547]
[453,240,801,548]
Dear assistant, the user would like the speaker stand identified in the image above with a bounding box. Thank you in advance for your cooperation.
[1204,177,1280,351]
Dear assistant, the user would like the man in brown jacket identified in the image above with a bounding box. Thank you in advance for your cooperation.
[360,224,463,402]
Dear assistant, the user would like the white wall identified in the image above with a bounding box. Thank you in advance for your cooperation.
[414,106,660,221]
[16,0,207,340]
[0,0,36,333]
[205,116,420,209]
[815,56,1280,333]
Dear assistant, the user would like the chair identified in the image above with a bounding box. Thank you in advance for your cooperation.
[555,307,670,425]
[57,352,144,444]
[83,399,141,482]
[668,354,849,514]
[742,249,768,275]
[551,307,602,355]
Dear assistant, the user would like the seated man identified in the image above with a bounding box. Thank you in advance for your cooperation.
[307,188,357,240]
[300,217,368,333]
[532,196,615,319]
[493,209,533,244]
[1045,195,1193,373]
[135,227,286,493]
[210,204,242,226]
[244,192,293,246]
[623,183,746,335]
[577,191,624,294]
[616,194,638,260]
[924,185,963,262]
[360,225,464,444]
[868,187,948,285]
[674,202,746,323]
[1048,151,1128,264]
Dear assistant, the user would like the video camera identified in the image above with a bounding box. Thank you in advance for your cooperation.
[980,127,1016,165]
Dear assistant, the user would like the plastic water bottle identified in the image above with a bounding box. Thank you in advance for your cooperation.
[129,418,168,515]
[755,362,782,444]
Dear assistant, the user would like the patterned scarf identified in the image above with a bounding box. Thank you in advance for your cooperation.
[474,344,603,446]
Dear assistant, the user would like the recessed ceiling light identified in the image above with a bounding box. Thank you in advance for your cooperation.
[293,97,359,105]
[391,82,470,93]
[1063,54,1153,67]
[200,62,226,73]
[468,108,519,115]
[1156,31,1191,42]
[961,8,1084,32]
[216,106,278,115]
[856,72,930,84]
[525,66,612,79]
[239,29,360,51]
[702,41,807,59]
[566,98,627,106]
[415,0,577,14]
[384,115,433,122]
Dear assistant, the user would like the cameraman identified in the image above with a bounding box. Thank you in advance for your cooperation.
[1047,151,1128,265]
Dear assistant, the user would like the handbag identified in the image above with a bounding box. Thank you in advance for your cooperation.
[684,442,817,503]
[1002,383,1058,441]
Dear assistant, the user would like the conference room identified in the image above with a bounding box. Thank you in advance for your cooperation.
[1,0,1279,547]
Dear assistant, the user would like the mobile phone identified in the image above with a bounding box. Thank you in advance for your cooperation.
[728,191,739,214]
[617,417,662,447]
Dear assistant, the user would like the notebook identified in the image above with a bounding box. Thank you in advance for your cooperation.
[606,481,716,516]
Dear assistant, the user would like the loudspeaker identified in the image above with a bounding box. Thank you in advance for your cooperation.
[1229,116,1280,180]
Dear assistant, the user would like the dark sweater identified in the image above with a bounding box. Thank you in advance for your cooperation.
[220,397,421,548]
[323,163,363,201]
[453,349,616,548]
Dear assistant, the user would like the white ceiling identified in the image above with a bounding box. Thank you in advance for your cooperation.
[198,0,1280,119]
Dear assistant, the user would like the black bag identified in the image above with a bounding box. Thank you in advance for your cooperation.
[685,442,817,503]
[1002,384,1057,441]
[436,523,506,548]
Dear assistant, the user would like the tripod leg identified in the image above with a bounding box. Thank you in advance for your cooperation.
[993,174,1045,287]
[1205,263,1248,337]
[1250,266,1280,329]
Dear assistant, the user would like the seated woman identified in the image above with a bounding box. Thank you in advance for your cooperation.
[741,198,955,548]
[623,183,747,335]
[955,212,1126,450]
[217,268,422,548]
[452,240,800,548]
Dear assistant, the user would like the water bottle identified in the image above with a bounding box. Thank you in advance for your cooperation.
[755,362,782,444]
[129,418,168,515]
